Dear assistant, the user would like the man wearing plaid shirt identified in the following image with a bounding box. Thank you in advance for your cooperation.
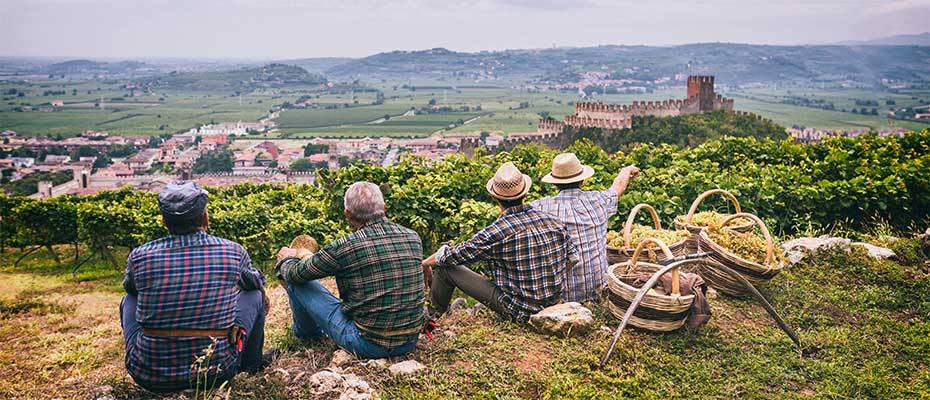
[120,181,269,393]
[532,153,639,303]
[275,182,425,358]
[422,162,579,322]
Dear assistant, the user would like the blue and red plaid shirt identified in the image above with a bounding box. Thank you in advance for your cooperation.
[123,231,264,390]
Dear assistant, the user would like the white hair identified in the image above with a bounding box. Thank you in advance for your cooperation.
[344,181,386,223]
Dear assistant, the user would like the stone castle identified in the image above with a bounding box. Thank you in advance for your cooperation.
[461,75,737,155]
[538,75,734,133]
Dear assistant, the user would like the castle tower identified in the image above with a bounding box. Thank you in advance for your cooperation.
[73,167,90,189]
[687,76,716,112]
[37,181,53,198]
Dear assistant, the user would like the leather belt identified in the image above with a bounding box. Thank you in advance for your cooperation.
[143,328,229,338]
[144,327,245,352]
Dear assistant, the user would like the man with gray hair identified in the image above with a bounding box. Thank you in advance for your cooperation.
[275,181,426,358]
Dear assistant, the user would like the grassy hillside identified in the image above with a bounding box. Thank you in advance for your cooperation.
[0,231,927,399]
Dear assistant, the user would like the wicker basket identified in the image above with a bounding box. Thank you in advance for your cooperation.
[674,189,755,253]
[290,234,319,258]
[606,238,695,332]
[697,213,784,297]
[607,203,689,265]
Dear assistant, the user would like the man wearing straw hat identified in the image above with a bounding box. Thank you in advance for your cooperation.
[421,162,579,323]
[532,153,639,303]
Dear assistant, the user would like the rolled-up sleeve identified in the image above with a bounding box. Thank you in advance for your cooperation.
[596,189,619,220]
[436,228,495,267]
[237,250,265,291]
[280,246,341,284]
[123,255,137,296]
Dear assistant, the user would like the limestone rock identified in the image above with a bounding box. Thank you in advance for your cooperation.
[330,349,356,368]
[366,358,389,368]
[852,242,896,259]
[529,302,595,338]
[781,235,852,265]
[389,360,426,376]
[309,369,375,399]
[309,369,345,392]
[450,297,469,314]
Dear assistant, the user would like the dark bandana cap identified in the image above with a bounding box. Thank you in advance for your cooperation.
[158,181,209,217]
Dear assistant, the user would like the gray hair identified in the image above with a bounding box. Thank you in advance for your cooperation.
[344,181,386,223]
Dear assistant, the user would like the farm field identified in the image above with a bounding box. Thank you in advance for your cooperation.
[0,81,278,137]
[3,78,930,138]
[729,87,930,131]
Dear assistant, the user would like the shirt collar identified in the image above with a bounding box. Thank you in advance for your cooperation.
[358,216,388,230]
[502,203,532,216]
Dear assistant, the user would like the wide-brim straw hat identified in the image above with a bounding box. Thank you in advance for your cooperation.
[486,162,532,200]
[542,153,595,184]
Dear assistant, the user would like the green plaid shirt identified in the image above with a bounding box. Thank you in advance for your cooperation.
[279,217,426,348]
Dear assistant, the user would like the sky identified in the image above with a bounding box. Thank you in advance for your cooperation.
[1,0,928,59]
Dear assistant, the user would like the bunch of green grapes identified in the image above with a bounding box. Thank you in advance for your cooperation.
[706,225,785,266]
[607,224,690,249]
[677,211,751,229]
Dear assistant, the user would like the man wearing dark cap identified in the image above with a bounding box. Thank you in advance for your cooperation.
[120,181,269,393]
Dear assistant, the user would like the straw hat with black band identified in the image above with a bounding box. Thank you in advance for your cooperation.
[486,162,533,201]
[541,153,595,185]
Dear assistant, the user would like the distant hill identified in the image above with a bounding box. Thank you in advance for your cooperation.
[325,43,930,85]
[45,59,150,75]
[280,57,355,73]
[150,63,327,91]
[837,32,930,46]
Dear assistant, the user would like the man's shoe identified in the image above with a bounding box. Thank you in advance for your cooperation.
[260,349,280,370]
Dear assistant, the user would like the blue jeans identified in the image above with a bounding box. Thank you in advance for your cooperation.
[120,290,265,392]
[285,280,416,359]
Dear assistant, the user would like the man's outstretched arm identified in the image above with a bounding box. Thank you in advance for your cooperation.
[610,165,640,197]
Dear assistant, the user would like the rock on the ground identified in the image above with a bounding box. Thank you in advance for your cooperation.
[330,349,356,368]
[449,297,469,314]
[529,302,595,338]
[366,358,389,368]
[309,369,375,399]
[782,236,853,265]
[309,369,345,392]
[852,242,896,259]
[782,235,897,264]
[389,360,426,376]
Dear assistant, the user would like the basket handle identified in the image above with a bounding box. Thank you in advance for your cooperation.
[685,189,742,224]
[629,237,679,295]
[622,203,662,248]
[721,213,774,265]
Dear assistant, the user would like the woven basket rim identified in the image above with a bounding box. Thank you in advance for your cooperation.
[606,262,696,302]
[606,236,689,252]
[698,229,784,273]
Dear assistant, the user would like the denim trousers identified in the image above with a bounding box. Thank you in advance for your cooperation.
[285,280,416,359]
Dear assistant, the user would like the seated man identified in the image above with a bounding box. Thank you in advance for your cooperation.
[421,162,579,323]
[275,181,425,359]
[532,153,639,302]
[121,181,269,393]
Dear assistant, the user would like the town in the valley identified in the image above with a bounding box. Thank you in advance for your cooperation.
[0,75,914,198]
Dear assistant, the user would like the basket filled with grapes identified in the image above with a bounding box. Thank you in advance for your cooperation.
[674,189,755,235]
[607,203,690,264]
[697,213,785,297]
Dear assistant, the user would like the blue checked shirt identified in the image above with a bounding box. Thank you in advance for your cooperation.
[436,204,579,322]
[532,189,618,302]
[123,231,264,390]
